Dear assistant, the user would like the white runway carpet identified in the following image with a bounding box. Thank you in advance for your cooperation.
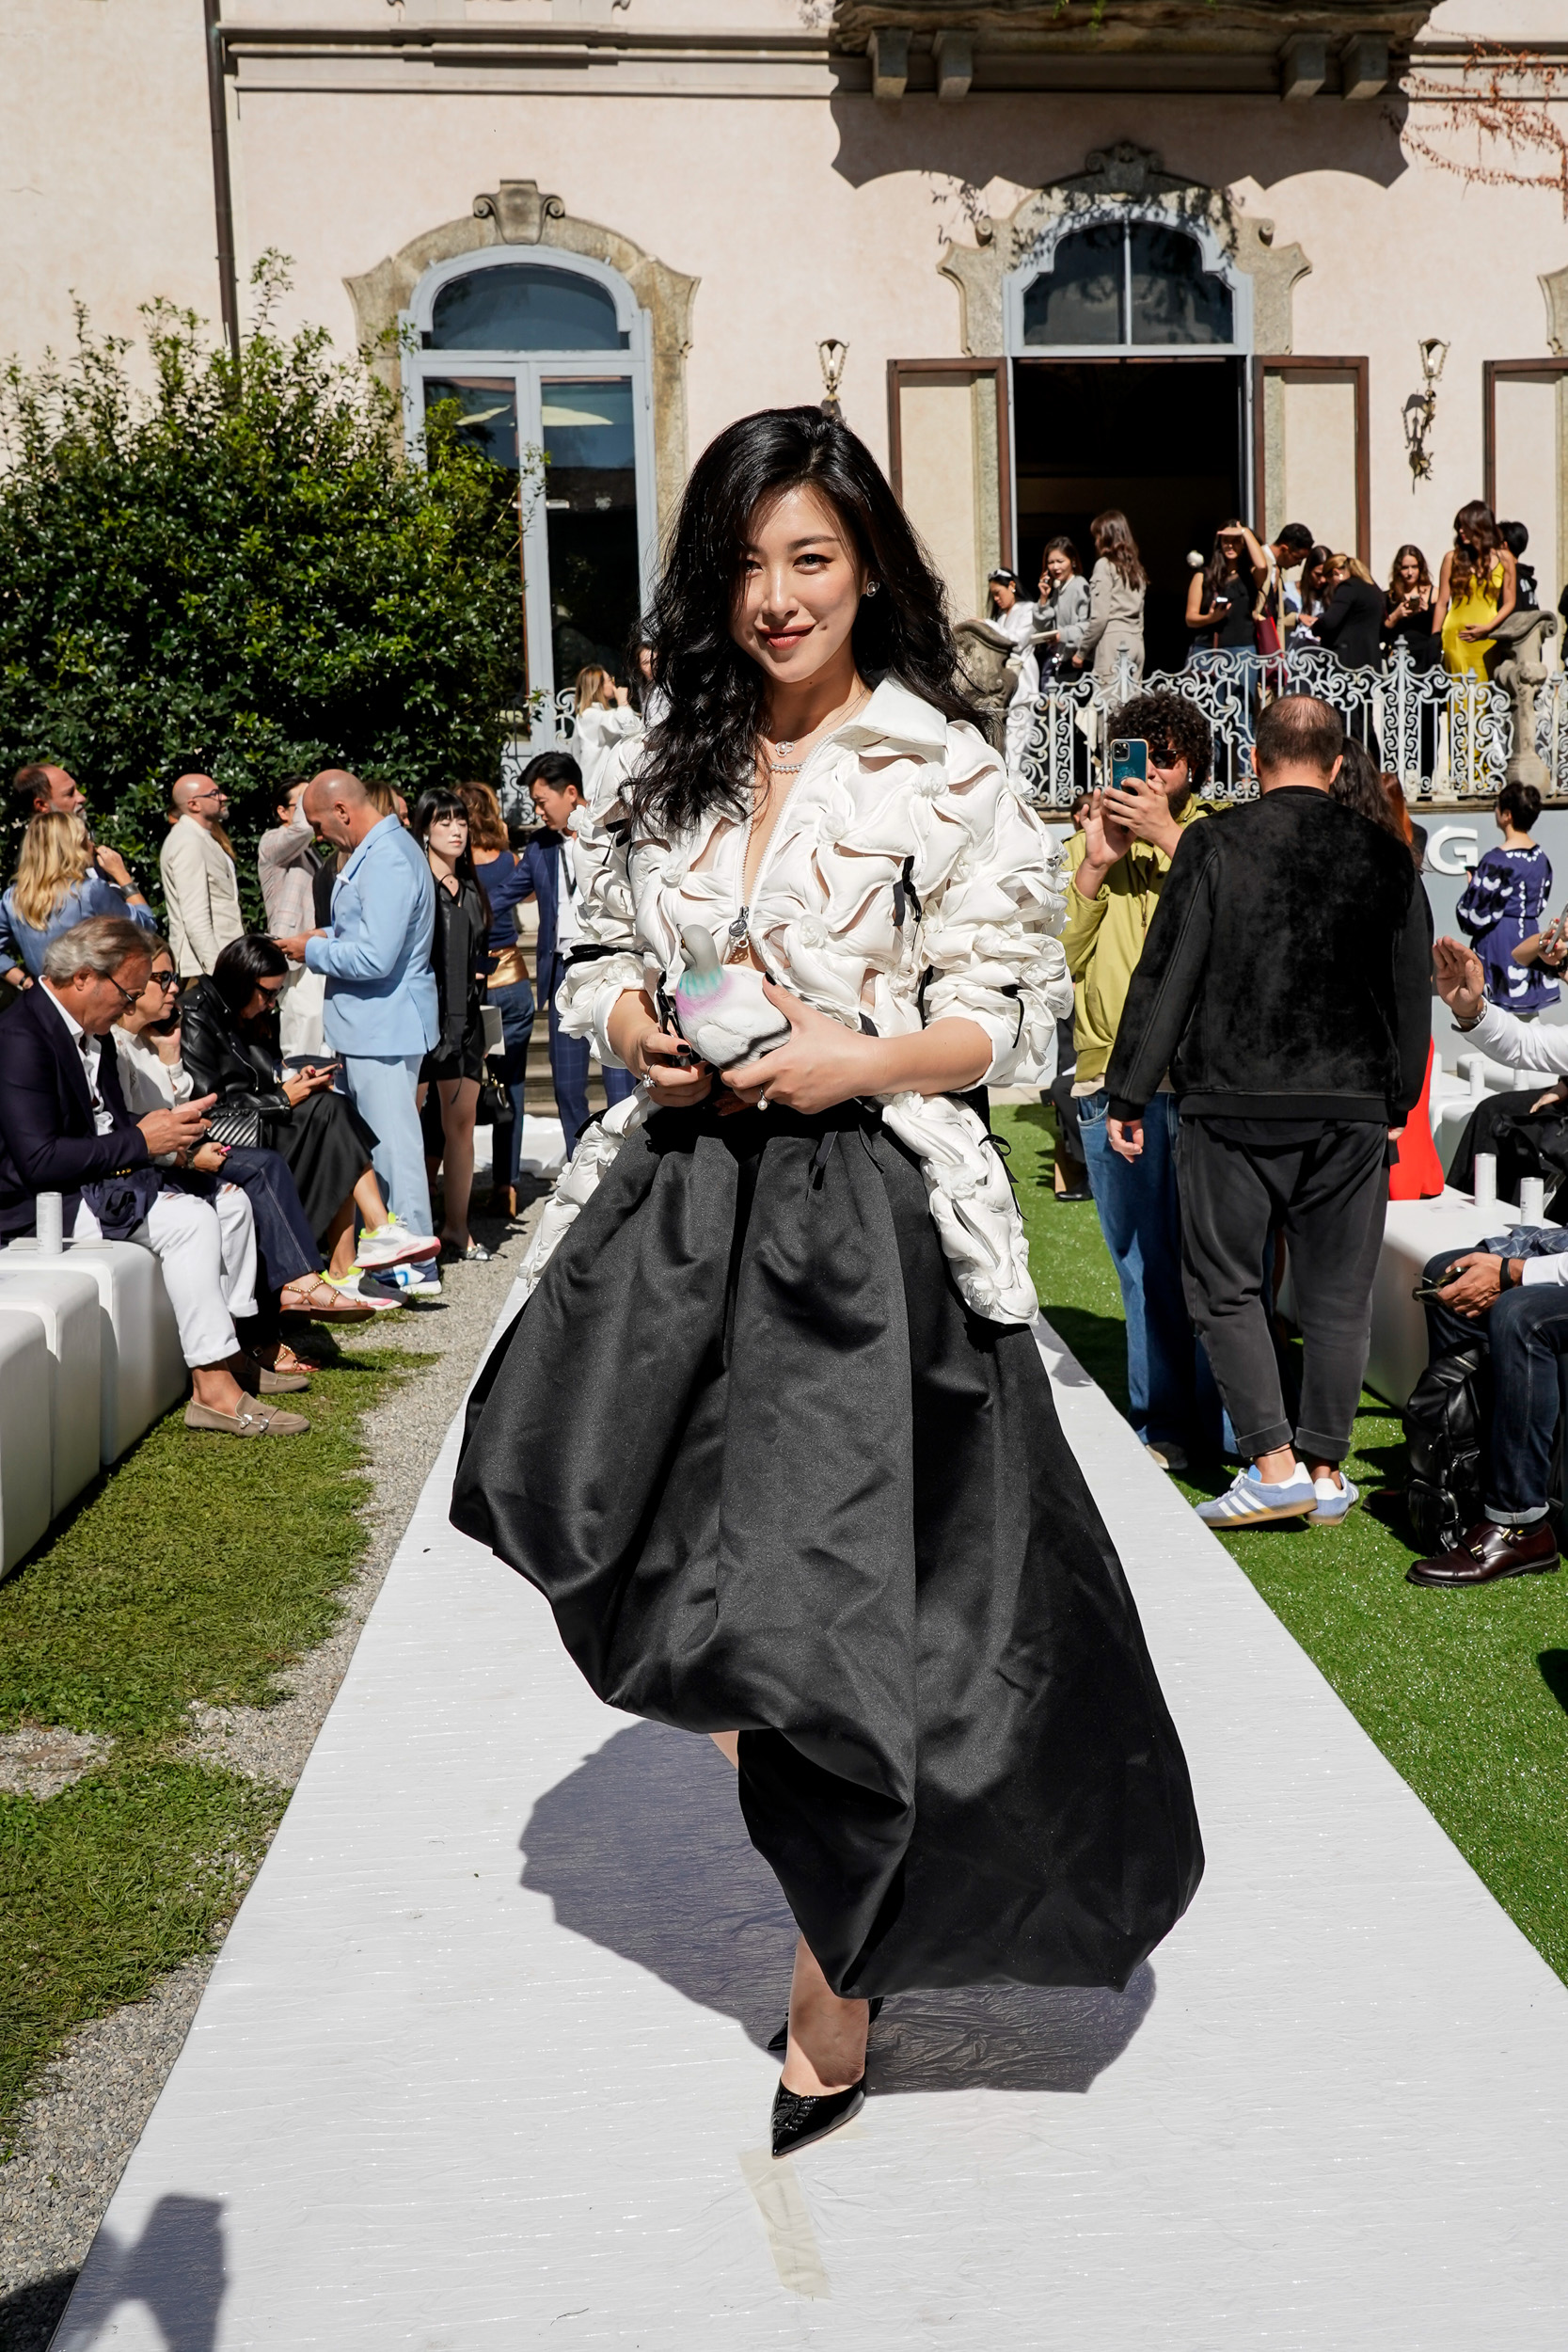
[52,1310,1568,2348]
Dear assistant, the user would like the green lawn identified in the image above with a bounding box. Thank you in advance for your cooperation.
[994,1100,1568,1983]
[0,1342,427,2152]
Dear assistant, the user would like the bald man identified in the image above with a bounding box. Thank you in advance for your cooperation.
[160,772,243,979]
[274,769,438,1241]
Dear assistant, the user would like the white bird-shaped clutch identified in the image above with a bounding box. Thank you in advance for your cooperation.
[670,925,792,1070]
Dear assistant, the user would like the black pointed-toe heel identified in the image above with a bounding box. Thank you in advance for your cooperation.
[770,2075,865,2159]
[767,1994,881,2056]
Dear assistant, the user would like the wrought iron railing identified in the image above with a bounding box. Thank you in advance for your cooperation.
[1016,642,1519,808]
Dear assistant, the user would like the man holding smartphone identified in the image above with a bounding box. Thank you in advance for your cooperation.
[1062,692,1215,1470]
[1103,694,1431,1532]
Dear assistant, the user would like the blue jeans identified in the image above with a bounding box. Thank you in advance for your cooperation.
[1079,1089,1221,1451]
[544,957,635,1153]
[488,975,535,1186]
[341,1052,433,1237]
[1423,1248,1568,1522]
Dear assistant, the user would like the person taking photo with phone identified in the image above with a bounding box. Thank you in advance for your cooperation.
[1062,692,1216,1470]
[1103,694,1432,1533]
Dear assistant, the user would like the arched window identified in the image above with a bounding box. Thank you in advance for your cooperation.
[427,262,628,354]
[1008,215,1244,357]
[401,250,655,720]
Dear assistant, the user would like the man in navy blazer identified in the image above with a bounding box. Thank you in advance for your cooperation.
[517,755,635,1152]
[0,916,308,1436]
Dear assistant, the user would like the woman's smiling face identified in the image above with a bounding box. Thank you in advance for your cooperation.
[731,484,867,693]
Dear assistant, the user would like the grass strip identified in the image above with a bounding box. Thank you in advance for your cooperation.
[0,1340,431,2152]
[0,1756,285,2154]
[995,1099,1568,1983]
[0,1346,430,1740]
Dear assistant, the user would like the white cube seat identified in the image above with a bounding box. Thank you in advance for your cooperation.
[0,1305,55,1573]
[0,1265,103,1514]
[4,1235,185,1461]
[1366,1187,1551,1412]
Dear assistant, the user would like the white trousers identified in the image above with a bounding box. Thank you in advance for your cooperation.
[74,1184,256,1367]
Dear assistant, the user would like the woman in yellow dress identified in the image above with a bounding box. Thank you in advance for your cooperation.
[1433,501,1516,678]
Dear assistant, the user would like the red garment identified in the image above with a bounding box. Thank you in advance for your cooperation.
[1388,1039,1444,1200]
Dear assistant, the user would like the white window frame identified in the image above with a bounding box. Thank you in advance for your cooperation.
[1003,204,1254,362]
[400,247,657,723]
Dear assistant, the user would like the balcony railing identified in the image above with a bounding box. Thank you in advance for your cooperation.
[1015,642,1533,807]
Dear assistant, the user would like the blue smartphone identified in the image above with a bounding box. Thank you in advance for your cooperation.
[1110,739,1149,794]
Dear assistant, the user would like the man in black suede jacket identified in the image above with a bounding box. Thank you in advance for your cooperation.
[1103,694,1432,1532]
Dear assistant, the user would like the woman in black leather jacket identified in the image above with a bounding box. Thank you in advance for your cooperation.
[182,936,404,1281]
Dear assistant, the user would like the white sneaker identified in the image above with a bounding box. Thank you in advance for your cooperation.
[1307,1472,1360,1527]
[380,1261,443,1301]
[325,1269,404,1313]
[1196,1466,1317,1527]
[355,1215,440,1271]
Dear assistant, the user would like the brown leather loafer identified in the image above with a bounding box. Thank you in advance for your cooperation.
[1406,1519,1560,1587]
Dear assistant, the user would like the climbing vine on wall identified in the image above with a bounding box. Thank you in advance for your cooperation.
[1399,44,1568,221]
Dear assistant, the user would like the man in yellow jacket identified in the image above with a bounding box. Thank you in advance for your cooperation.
[1062,692,1213,1470]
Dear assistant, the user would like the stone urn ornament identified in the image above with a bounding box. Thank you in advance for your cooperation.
[1489,608,1560,793]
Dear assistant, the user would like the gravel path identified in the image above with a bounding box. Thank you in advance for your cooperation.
[0,1199,541,2352]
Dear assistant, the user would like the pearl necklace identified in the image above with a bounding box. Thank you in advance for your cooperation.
[762,684,871,779]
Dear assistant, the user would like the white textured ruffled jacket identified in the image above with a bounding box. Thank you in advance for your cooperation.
[526,679,1074,1325]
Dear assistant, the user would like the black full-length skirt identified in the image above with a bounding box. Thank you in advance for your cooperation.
[451,1099,1203,1997]
[261,1089,377,1249]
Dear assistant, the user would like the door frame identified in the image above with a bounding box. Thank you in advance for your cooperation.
[1251,356,1370,565]
[886,358,1014,575]
[1483,358,1568,512]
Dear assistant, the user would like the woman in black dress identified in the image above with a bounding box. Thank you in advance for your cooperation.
[181,935,420,1289]
[413,791,492,1262]
[452,408,1202,2158]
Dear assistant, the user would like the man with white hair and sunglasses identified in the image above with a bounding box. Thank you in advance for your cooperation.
[0,915,309,1437]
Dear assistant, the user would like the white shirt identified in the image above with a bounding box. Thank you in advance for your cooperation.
[555,831,583,952]
[1458,1000,1568,1284]
[41,984,114,1136]
[991,598,1037,646]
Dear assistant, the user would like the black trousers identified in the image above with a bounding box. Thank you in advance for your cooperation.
[1176,1119,1388,1464]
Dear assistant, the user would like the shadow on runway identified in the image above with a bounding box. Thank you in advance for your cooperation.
[519,1720,1153,2097]
[47,2193,226,2352]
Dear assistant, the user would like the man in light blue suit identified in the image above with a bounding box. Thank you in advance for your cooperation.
[277,770,438,1239]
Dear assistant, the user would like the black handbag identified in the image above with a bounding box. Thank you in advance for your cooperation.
[1402,1343,1488,1554]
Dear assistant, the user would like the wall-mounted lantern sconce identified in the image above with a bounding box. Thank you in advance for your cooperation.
[818,339,848,421]
[1403,337,1449,484]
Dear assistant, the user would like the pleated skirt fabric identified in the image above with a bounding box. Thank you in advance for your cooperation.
[451,1099,1203,1998]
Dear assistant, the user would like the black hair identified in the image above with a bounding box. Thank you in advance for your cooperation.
[1498,519,1529,560]
[1497,781,1542,832]
[1275,522,1314,557]
[632,406,973,838]
[1254,693,1343,779]
[1108,691,1213,793]
[213,931,289,1019]
[412,788,489,921]
[1330,739,1401,837]
[521,751,584,800]
[1040,535,1083,579]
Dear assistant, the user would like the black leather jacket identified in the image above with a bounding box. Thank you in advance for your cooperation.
[178,976,292,1120]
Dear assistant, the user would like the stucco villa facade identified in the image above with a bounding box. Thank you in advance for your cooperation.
[4,0,1568,699]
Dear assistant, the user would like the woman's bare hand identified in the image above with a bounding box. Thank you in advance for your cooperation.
[191,1141,230,1173]
[724,985,879,1115]
[281,1068,336,1107]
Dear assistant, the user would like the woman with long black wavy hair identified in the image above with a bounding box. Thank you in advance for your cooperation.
[452,409,1201,2158]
